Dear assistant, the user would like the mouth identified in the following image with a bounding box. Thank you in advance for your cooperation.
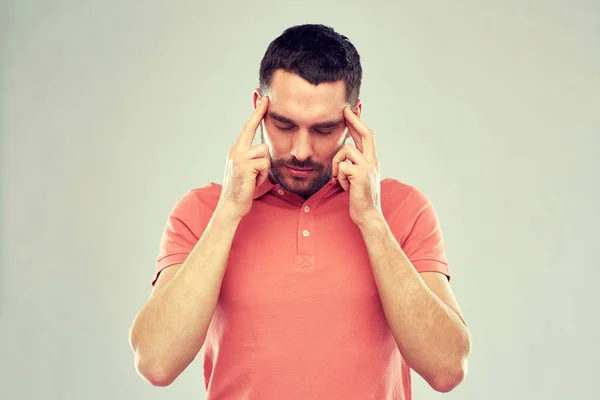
[285,166,314,177]
[287,166,314,171]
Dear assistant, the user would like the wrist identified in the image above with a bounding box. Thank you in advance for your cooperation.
[212,206,243,229]
[355,210,386,231]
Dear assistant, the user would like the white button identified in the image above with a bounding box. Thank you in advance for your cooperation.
[277,189,284,195]
[304,206,310,212]
[302,230,310,237]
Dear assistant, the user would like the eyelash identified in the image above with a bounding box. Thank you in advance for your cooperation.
[275,125,333,135]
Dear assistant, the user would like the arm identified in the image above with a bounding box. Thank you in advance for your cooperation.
[357,216,471,393]
[129,209,242,387]
[130,96,271,386]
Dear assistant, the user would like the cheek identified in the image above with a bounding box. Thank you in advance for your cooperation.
[327,129,348,155]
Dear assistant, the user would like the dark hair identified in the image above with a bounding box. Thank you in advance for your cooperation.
[259,24,362,106]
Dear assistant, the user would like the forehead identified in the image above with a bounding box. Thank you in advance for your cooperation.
[268,70,347,123]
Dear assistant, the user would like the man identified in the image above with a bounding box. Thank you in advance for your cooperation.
[129,24,471,399]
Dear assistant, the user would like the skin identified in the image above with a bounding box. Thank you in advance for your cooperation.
[254,69,362,200]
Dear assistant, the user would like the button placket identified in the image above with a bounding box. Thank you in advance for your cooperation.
[297,202,315,270]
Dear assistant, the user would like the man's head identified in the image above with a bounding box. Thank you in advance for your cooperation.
[254,24,363,199]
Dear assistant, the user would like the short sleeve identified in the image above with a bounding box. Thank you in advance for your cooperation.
[152,189,214,286]
[394,187,450,280]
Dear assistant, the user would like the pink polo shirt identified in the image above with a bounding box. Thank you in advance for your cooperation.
[154,176,450,400]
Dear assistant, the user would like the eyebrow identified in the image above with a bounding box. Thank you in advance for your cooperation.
[267,111,344,129]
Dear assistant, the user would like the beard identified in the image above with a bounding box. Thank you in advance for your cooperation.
[260,125,336,199]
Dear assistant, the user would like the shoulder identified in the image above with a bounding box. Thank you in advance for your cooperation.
[380,178,442,245]
[380,177,432,216]
[170,181,223,217]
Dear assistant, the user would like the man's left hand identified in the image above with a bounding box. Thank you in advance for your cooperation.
[332,106,382,226]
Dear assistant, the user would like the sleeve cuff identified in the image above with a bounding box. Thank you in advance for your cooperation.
[152,253,190,286]
[411,259,450,280]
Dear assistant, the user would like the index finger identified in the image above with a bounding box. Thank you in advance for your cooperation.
[234,95,270,151]
[344,106,376,160]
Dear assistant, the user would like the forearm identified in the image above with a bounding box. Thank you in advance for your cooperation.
[358,216,470,391]
[130,209,241,384]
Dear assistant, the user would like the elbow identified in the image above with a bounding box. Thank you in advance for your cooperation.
[135,357,179,387]
[144,371,177,388]
[430,327,471,392]
[429,363,467,393]
[129,324,179,387]
[428,351,469,393]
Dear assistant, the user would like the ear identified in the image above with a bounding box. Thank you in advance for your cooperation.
[353,99,363,118]
[253,89,262,110]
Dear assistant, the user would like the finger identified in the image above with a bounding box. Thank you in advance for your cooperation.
[250,157,271,187]
[237,143,269,161]
[331,144,367,177]
[341,143,367,165]
[346,125,363,153]
[344,106,376,161]
[337,160,359,191]
[234,95,270,151]
[331,146,347,178]
[337,160,350,191]
[344,110,363,153]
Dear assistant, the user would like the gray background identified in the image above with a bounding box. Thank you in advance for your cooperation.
[1,0,599,399]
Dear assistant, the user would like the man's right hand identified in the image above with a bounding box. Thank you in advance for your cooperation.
[216,95,271,220]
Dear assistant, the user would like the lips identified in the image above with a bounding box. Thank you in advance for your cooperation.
[285,166,314,178]
[287,167,313,171]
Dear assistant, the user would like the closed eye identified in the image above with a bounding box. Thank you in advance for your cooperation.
[275,125,333,135]
[276,125,295,132]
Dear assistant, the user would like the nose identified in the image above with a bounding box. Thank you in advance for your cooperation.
[290,131,313,161]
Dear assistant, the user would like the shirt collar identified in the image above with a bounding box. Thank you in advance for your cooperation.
[253,174,343,201]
